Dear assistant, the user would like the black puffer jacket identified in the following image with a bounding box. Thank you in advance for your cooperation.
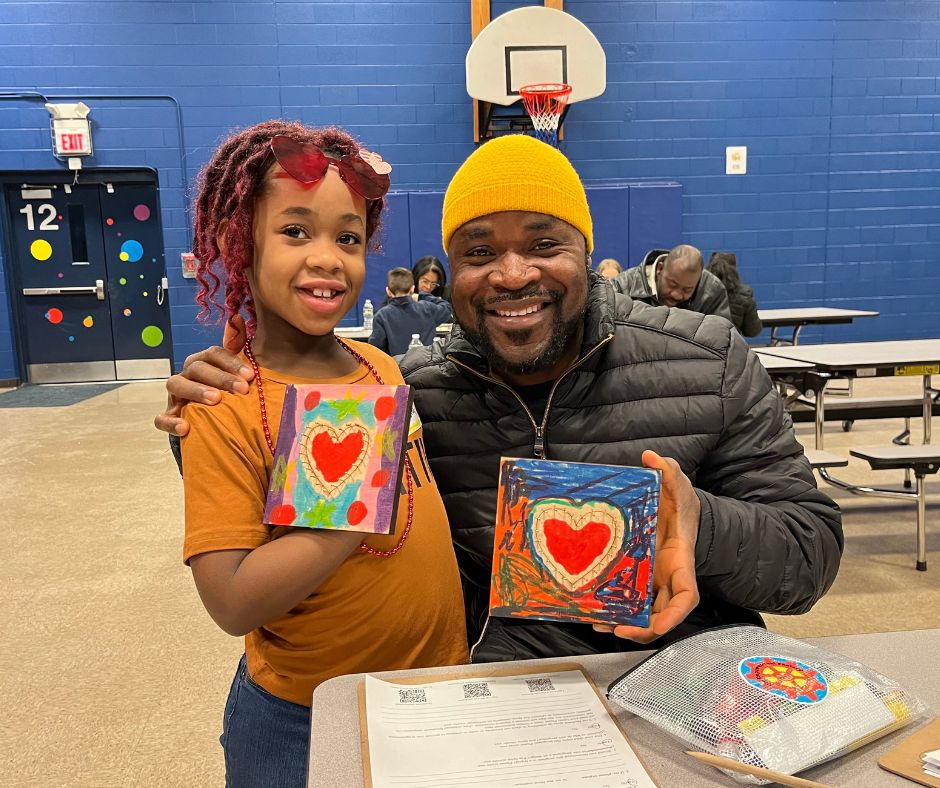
[613,249,733,322]
[726,283,763,337]
[399,276,843,661]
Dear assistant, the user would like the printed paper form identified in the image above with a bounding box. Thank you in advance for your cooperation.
[364,668,656,787]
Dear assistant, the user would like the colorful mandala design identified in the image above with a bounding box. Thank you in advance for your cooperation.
[738,655,829,704]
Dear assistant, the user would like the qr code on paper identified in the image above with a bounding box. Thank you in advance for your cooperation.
[398,688,428,704]
[461,682,492,699]
[525,677,555,693]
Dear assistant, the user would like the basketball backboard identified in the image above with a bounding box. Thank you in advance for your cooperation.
[466,6,606,107]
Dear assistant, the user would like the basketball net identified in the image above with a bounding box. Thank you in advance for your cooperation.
[519,83,572,147]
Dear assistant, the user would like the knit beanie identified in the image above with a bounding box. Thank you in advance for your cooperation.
[441,135,594,253]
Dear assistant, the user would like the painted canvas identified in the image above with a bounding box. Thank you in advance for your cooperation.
[263,384,413,534]
[489,458,660,628]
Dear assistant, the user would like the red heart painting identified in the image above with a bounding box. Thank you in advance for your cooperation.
[310,430,364,483]
[543,518,612,577]
[529,499,625,591]
[299,420,371,498]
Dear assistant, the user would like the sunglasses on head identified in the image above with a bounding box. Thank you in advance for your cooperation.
[269,135,391,201]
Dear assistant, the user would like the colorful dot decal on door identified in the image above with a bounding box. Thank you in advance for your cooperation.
[123,308,132,317]
[83,316,94,328]
[133,204,151,221]
[119,277,127,285]
[120,240,143,262]
[45,308,63,324]
[57,272,64,279]
[68,336,75,342]
[106,218,114,226]
[30,239,53,261]
[141,325,164,347]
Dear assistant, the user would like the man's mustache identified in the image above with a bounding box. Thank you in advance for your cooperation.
[480,288,560,308]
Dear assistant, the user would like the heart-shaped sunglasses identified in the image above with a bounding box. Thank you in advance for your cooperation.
[269,135,391,200]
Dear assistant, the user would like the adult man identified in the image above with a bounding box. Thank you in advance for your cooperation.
[614,244,732,321]
[158,135,842,661]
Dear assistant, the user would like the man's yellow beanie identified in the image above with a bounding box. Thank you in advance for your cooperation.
[441,135,593,253]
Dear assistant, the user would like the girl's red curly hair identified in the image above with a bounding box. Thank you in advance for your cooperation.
[192,120,385,331]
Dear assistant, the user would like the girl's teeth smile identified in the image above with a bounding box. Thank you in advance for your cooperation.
[306,288,338,299]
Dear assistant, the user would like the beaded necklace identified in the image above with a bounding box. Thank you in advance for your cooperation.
[243,335,413,557]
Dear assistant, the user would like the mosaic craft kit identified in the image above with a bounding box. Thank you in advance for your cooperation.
[607,625,926,783]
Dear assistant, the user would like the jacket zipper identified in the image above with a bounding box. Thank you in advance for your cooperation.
[535,334,614,457]
[447,332,614,459]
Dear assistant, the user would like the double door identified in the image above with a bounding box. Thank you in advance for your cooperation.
[3,174,171,382]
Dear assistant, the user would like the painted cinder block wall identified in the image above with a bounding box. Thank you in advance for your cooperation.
[2,0,939,379]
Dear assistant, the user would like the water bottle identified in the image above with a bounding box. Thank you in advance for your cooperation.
[409,333,423,348]
[362,298,374,330]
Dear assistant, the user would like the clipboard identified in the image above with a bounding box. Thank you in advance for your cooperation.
[879,716,940,788]
[357,661,660,788]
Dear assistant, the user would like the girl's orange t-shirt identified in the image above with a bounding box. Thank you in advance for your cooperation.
[181,340,468,706]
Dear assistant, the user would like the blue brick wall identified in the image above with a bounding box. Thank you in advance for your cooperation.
[2,0,939,379]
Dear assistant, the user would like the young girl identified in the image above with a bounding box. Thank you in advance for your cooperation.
[181,120,468,787]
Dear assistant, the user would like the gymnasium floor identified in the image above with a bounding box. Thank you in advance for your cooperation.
[0,375,936,786]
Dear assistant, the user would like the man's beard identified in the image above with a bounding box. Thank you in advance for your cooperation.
[458,289,587,378]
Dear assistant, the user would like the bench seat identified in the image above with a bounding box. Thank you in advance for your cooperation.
[848,445,940,572]
[803,450,849,469]
[849,445,940,472]
[788,395,940,423]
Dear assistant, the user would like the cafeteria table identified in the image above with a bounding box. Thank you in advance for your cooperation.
[758,307,879,346]
[758,339,940,452]
[335,322,453,342]
[308,629,940,788]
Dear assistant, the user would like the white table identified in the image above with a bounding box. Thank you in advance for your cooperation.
[758,307,879,345]
[759,339,940,450]
[756,351,815,374]
[308,629,939,787]
[335,323,454,342]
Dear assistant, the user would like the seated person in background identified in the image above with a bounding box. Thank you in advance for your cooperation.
[369,267,453,355]
[596,258,622,279]
[612,244,731,321]
[707,251,763,338]
[413,255,450,301]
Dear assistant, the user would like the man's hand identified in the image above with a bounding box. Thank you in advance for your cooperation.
[153,316,253,436]
[594,449,700,644]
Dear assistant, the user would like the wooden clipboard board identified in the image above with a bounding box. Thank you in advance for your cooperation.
[879,716,940,788]
[357,661,660,788]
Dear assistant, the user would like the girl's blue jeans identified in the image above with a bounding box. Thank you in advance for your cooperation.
[220,655,311,788]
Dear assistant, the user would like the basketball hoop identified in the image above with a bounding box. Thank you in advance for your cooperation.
[519,83,572,147]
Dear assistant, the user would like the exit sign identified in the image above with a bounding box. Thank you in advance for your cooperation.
[52,118,92,157]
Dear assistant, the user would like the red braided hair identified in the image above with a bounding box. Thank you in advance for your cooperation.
[192,120,386,331]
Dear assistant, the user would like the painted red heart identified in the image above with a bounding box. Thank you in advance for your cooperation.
[543,518,612,577]
[310,430,365,483]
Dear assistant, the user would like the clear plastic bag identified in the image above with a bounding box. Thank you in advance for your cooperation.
[607,625,927,784]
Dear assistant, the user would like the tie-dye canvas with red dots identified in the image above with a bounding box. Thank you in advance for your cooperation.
[263,384,413,534]
[490,458,660,627]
